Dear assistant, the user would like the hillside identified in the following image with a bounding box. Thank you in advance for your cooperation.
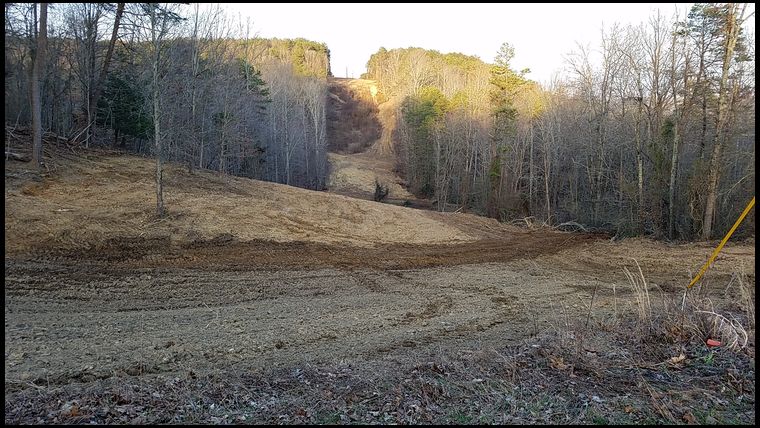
[326,78,414,202]
[250,37,331,77]
[326,78,381,154]
[5,143,557,259]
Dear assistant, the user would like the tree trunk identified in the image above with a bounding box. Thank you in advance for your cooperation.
[219,92,228,175]
[668,27,686,241]
[699,93,707,159]
[31,3,48,168]
[668,120,679,239]
[86,10,97,148]
[543,147,551,224]
[528,122,534,213]
[635,99,644,233]
[702,3,744,240]
[191,4,200,170]
[594,122,604,223]
[89,3,124,135]
[435,132,441,210]
[152,6,164,218]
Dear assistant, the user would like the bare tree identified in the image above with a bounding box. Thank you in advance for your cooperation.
[88,2,124,138]
[140,3,182,217]
[702,3,748,240]
[667,11,691,240]
[31,2,47,168]
[65,3,103,146]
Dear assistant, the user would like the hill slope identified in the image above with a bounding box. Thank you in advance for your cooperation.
[5,147,538,257]
[326,78,413,201]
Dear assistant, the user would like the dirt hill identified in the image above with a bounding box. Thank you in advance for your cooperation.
[325,78,413,202]
[326,78,382,154]
[4,144,559,258]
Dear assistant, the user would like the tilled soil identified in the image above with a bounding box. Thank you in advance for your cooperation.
[5,238,600,393]
[5,234,753,396]
[17,228,601,270]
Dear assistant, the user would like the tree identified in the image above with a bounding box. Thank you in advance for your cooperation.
[702,3,748,240]
[65,3,104,146]
[88,3,125,141]
[141,3,183,217]
[488,42,526,219]
[98,72,152,146]
[31,3,47,168]
[401,86,449,198]
[667,16,687,240]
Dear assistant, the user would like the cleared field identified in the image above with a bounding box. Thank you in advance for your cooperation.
[4,149,755,424]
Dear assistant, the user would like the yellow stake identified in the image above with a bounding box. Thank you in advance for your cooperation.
[688,196,755,289]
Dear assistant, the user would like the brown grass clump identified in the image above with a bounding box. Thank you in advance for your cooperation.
[623,260,653,329]
[737,269,755,330]
[20,181,48,196]
[692,309,749,351]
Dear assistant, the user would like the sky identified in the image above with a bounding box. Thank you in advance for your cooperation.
[219,3,754,85]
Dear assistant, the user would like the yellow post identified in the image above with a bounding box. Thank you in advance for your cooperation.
[688,196,755,289]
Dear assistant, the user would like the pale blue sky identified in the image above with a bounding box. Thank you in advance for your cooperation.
[219,3,754,84]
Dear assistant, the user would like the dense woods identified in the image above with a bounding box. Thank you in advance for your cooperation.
[5,3,754,239]
[363,4,754,240]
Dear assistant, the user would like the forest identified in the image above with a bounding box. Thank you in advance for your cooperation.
[5,3,755,238]
[5,3,331,215]
[364,4,754,240]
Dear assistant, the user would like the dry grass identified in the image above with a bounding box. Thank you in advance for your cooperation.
[621,258,752,353]
[623,260,653,329]
[5,147,536,255]
[327,152,414,200]
[737,268,755,330]
[692,310,748,351]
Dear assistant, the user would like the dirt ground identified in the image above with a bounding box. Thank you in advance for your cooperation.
[4,146,756,424]
[5,149,502,255]
[326,78,413,203]
[327,151,415,201]
[5,235,755,423]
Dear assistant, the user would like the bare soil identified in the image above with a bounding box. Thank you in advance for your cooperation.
[326,78,382,154]
[4,145,755,424]
[327,151,415,201]
[325,78,417,203]
[5,149,511,254]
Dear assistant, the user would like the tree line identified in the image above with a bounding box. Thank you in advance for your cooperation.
[363,3,754,240]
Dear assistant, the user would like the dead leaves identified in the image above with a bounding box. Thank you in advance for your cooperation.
[682,411,697,424]
[666,353,687,369]
[549,355,568,370]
